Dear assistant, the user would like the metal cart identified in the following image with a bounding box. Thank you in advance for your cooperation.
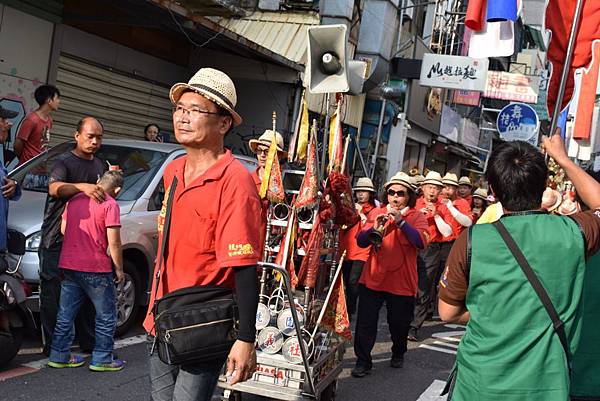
[218,262,343,401]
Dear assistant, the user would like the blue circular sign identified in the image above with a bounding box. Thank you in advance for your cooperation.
[496,103,539,146]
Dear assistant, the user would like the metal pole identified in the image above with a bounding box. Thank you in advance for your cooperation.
[370,99,386,179]
[321,93,332,180]
[548,0,585,137]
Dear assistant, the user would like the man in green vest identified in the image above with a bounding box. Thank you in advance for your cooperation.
[438,134,600,401]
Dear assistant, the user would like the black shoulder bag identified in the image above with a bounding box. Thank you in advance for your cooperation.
[492,220,571,373]
[151,177,238,365]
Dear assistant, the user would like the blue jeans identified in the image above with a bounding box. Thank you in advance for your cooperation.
[49,270,116,365]
[147,336,226,401]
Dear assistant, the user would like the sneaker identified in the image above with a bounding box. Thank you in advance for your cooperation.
[351,364,372,378]
[89,359,125,372]
[407,328,418,342]
[48,355,86,369]
[390,356,404,369]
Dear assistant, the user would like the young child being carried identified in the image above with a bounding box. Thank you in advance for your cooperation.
[48,170,125,372]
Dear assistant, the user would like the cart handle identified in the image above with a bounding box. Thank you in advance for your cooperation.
[258,262,317,398]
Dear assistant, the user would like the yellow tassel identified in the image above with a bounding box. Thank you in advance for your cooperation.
[259,134,278,199]
[296,101,310,161]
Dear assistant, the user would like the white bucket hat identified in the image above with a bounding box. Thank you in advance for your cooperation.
[458,176,472,186]
[169,68,242,126]
[353,177,376,193]
[442,173,459,186]
[384,172,414,191]
[473,188,488,200]
[249,130,288,158]
[541,187,562,212]
[422,171,444,187]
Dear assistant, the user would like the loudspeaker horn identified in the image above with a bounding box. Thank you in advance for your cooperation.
[305,24,349,94]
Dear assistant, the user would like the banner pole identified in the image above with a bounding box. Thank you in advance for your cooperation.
[548,0,585,137]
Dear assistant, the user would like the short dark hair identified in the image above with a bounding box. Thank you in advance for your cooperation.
[486,141,547,211]
[98,170,123,190]
[76,116,104,133]
[34,85,60,106]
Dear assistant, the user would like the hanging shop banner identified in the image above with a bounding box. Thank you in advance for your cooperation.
[453,89,481,106]
[484,71,540,103]
[531,69,550,121]
[419,54,489,91]
[497,103,540,146]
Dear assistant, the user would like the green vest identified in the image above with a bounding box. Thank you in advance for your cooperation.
[453,213,586,401]
[571,252,600,399]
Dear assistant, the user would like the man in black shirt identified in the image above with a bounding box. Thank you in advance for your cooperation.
[39,117,106,355]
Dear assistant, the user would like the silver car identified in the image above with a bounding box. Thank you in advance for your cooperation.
[7,139,257,335]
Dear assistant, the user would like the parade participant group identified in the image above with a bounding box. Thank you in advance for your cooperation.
[1,66,599,401]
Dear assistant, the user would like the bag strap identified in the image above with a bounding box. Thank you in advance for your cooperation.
[492,220,571,371]
[152,177,178,307]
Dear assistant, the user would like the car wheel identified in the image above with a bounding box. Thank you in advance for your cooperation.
[115,260,141,336]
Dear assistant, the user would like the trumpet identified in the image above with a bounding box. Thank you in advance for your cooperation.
[367,216,387,245]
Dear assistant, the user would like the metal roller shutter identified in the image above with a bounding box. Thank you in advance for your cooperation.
[52,53,173,143]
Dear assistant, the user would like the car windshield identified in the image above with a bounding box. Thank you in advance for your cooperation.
[10,142,169,201]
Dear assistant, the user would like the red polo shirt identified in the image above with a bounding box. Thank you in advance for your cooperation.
[359,207,429,296]
[415,197,454,243]
[143,150,261,332]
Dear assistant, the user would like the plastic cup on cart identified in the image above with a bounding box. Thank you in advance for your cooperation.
[257,327,284,354]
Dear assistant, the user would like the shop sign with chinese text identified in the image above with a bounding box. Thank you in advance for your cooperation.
[484,71,540,103]
[419,54,489,91]
[497,103,540,146]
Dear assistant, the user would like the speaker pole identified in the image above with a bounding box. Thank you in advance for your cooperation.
[320,92,332,181]
[370,98,387,179]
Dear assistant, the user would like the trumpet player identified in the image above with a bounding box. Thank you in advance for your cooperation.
[409,171,454,341]
[351,172,429,378]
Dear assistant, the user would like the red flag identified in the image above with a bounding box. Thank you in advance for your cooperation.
[297,215,323,288]
[573,40,600,140]
[320,272,352,342]
[546,0,600,117]
[296,122,319,211]
[465,0,486,31]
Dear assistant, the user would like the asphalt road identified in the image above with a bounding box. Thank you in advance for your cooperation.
[0,313,462,401]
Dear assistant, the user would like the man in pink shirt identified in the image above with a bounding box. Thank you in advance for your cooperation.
[15,85,60,166]
[48,170,125,372]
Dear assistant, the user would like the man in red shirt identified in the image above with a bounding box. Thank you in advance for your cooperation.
[248,130,287,254]
[144,68,261,401]
[409,171,455,341]
[15,85,60,166]
[440,173,473,240]
[457,176,473,205]
[338,177,377,318]
[352,172,429,377]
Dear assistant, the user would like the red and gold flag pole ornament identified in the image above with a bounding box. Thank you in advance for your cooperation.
[295,120,320,211]
[290,91,310,163]
[309,250,352,342]
[259,112,286,203]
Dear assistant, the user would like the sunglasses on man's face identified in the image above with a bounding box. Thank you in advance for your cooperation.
[387,189,407,197]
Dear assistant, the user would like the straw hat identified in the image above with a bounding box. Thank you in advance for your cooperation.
[249,130,288,158]
[473,188,488,200]
[458,176,472,186]
[353,177,376,193]
[422,171,444,187]
[442,173,459,186]
[384,172,414,191]
[169,68,242,126]
[541,187,562,212]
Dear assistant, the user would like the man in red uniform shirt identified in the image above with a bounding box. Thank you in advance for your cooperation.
[409,171,455,341]
[352,172,429,377]
[15,85,60,166]
[248,130,287,255]
[440,173,473,239]
[144,68,261,401]
[457,176,473,205]
[338,177,377,318]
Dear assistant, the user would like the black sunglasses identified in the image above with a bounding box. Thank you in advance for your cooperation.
[387,189,407,197]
